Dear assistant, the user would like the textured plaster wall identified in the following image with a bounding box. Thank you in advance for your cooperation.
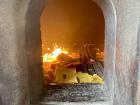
[112,0,140,105]
[0,0,140,105]
[0,0,45,105]
[0,0,30,105]
[137,24,140,105]
[94,0,140,105]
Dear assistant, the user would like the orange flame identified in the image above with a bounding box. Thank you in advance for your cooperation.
[42,45,68,62]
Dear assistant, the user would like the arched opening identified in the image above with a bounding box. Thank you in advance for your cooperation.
[25,0,116,104]
[39,0,112,103]
[41,0,105,85]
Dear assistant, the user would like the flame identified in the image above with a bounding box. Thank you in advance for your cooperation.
[42,45,68,62]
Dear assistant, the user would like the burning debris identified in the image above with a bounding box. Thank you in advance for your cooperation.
[42,44,104,85]
[42,45,69,62]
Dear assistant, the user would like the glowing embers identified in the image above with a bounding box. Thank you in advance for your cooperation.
[42,44,69,62]
[42,44,104,85]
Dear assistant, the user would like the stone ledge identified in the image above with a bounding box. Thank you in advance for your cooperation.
[42,84,109,102]
[39,101,112,105]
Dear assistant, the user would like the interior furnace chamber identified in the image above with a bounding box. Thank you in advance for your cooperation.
[40,0,107,103]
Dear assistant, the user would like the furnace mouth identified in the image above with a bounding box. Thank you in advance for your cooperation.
[40,0,107,102]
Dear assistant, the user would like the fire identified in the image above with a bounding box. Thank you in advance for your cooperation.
[42,45,68,62]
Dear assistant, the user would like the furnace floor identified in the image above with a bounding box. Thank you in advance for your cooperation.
[40,83,109,104]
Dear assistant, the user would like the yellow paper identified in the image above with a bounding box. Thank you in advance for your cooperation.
[76,72,93,83]
[54,68,78,83]
[92,74,104,84]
